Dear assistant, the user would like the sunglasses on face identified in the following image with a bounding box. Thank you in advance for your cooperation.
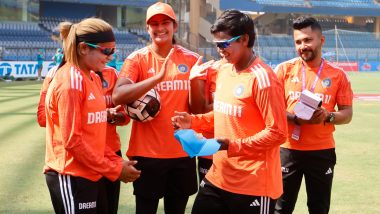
[85,42,115,56]
[214,35,241,49]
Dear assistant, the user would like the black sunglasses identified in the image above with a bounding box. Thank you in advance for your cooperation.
[214,35,241,49]
[85,42,115,56]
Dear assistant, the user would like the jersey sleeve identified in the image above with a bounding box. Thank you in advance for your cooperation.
[336,71,353,106]
[37,91,47,127]
[228,69,287,156]
[191,111,214,134]
[273,63,285,83]
[57,87,122,181]
[37,77,53,127]
[119,57,140,82]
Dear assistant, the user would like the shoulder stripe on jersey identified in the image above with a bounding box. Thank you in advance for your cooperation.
[103,66,119,77]
[251,64,271,89]
[176,46,199,58]
[127,47,149,59]
[70,67,83,91]
[58,174,74,214]
[47,66,58,78]
[276,57,299,70]
[325,60,345,72]
[112,69,119,77]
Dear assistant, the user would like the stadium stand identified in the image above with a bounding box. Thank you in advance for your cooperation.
[256,29,380,62]
[1,0,379,67]
[0,17,147,62]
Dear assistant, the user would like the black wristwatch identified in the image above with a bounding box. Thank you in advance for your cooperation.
[293,115,301,126]
[326,112,335,123]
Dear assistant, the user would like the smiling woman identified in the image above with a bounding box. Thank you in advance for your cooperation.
[41,17,141,214]
[112,2,200,214]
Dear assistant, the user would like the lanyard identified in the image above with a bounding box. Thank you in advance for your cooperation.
[301,59,324,92]
[292,59,324,141]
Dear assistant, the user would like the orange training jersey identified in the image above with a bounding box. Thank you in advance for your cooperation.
[119,45,199,158]
[44,63,122,181]
[275,58,353,150]
[199,61,221,160]
[37,66,59,127]
[192,57,287,198]
[200,62,219,139]
[99,66,128,152]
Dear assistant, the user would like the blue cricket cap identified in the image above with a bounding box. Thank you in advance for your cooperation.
[174,129,220,158]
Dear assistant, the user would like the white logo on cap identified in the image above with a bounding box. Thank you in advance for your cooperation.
[154,5,164,11]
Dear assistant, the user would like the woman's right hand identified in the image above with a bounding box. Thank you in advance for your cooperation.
[119,160,141,183]
[189,56,215,80]
[171,111,192,130]
[155,48,175,81]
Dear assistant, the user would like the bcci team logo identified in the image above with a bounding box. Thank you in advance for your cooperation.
[102,80,109,89]
[322,78,332,88]
[177,64,188,73]
[234,84,245,97]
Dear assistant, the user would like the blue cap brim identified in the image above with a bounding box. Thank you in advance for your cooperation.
[197,138,220,156]
[174,129,220,157]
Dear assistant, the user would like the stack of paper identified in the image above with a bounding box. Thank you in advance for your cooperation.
[294,89,322,120]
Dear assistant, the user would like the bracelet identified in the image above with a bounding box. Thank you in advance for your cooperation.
[293,115,301,126]
[107,118,116,124]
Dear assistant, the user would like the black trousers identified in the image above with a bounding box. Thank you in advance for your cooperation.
[192,179,276,214]
[197,157,212,183]
[132,156,198,214]
[275,148,336,214]
[45,171,105,214]
[101,150,122,214]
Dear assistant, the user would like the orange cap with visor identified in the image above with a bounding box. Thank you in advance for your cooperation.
[146,2,176,23]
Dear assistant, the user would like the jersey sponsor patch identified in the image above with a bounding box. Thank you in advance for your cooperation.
[177,64,188,73]
[214,100,243,118]
[155,80,190,91]
[322,78,332,88]
[87,111,107,124]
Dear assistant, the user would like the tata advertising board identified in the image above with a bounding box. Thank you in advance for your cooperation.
[0,61,55,78]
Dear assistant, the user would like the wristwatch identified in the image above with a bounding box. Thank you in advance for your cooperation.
[326,112,335,123]
[293,115,301,126]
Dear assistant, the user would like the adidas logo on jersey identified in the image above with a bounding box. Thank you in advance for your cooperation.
[249,199,260,207]
[88,93,96,100]
[291,76,300,83]
[325,167,333,175]
[147,68,156,74]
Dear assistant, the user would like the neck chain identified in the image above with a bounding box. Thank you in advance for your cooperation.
[235,53,255,72]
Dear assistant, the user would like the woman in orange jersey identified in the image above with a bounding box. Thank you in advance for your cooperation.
[112,2,199,214]
[44,18,140,214]
[172,10,288,214]
[94,66,130,214]
[189,58,223,182]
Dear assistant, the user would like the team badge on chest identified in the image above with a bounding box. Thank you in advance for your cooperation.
[177,64,188,73]
[102,80,109,88]
[234,84,245,97]
[322,78,331,88]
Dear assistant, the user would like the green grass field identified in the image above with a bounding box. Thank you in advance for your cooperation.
[0,72,379,213]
